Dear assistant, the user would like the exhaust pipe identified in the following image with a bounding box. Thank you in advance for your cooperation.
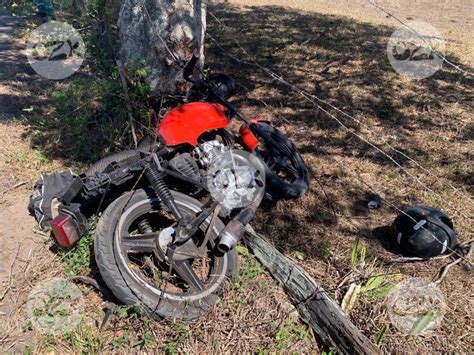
[217,198,261,253]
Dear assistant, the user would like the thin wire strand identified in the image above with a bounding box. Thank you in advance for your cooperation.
[205,8,474,207]
[139,0,182,65]
[368,0,474,77]
[205,33,473,221]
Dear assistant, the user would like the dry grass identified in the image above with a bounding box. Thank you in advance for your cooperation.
[205,1,473,352]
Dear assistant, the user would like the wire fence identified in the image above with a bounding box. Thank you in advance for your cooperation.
[367,0,474,77]
[205,3,473,260]
[204,7,473,219]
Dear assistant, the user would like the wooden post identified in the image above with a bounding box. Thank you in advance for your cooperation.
[244,226,380,354]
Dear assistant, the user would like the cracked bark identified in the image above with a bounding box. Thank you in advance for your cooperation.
[118,0,206,96]
[244,225,380,354]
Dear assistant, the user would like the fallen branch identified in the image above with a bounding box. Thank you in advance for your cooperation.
[0,245,20,301]
[244,226,380,354]
[69,275,118,329]
[390,252,454,263]
[433,240,473,284]
[116,59,138,148]
[0,181,27,196]
[69,275,116,301]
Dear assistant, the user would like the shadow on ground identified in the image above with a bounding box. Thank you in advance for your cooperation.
[204,3,473,259]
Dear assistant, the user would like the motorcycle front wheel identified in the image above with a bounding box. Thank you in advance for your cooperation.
[250,122,310,202]
[95,188,238,320]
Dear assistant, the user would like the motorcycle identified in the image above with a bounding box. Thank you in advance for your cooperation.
[38,55,310,320]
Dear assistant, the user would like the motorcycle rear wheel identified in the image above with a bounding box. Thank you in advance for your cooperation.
[85,150,139,176]
[95,188,238,320]
[85,137,155,176]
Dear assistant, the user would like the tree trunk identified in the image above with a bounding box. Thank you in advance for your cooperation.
[118,0,206,96]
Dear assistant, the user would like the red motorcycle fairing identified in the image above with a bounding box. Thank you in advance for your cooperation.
[158,102,230,147]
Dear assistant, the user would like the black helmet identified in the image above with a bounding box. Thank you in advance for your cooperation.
[393,206,457,258]
[208,73,235,99]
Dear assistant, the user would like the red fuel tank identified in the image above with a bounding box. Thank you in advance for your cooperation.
[158,103,230,147]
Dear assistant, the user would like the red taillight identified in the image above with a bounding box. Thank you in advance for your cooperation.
[51,213,80,248]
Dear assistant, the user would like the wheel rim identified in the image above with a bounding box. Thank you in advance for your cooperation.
[114,195,228,302]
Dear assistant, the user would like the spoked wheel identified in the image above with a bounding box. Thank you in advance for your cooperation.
[95,189,238,320]
[250,122,309,202]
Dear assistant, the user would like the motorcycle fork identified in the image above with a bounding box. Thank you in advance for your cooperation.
[145,155,184,223]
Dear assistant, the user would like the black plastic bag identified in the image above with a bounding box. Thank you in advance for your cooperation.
[28,171,76,230]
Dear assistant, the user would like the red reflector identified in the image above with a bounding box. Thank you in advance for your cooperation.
[240,124,260,151]
[51,214,80,248]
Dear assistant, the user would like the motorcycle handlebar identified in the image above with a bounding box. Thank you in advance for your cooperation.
[181,52,249,124]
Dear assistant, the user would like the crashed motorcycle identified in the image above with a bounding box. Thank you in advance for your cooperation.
[29,57,309,320]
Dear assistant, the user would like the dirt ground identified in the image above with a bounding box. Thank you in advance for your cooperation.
[207,0,473,352]
[0,13,65,350]
[226,0,474,67]
[0,0,473,353]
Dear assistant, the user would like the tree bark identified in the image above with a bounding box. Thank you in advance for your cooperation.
[118,0,206,96]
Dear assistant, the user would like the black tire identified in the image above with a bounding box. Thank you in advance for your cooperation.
[85,136,157,176]
[136,134,157,153]
[250,123,309,202]
[95,188,238,320]
[85,150,139,176]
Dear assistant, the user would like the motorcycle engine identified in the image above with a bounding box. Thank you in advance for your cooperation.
[168,141,230,183]
[169,152,201,182]
[195,141,263,210]
[170,141,263,211]
[194,140,232,167]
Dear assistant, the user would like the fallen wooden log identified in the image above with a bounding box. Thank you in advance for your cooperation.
[244,226,380,354]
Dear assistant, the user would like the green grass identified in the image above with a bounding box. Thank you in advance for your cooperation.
[164,322,188,354]
[321,347,338,355]
[274,321,311,350]
[28,59,154,164]
[110,335,132,349]
[59,215,98,276]
[350,237,366,269]
[14,148,28,162]
[374,324,389,347]
[0,0,36,16]
[135,330,155,348]
[229,245,264,290]
[63,323,108,353]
